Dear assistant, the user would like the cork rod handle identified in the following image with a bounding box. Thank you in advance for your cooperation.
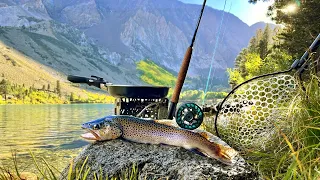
[171,46,192,103]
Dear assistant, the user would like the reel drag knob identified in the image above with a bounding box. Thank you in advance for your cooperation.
[175,103,203,130]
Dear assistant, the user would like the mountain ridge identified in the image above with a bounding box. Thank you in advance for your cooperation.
[0,0,275,90]
[0,22,142,85]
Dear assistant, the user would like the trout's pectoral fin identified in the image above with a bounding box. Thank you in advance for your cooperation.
[190,148,206,157]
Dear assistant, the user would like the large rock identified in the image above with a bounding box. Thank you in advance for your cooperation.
[61,139,259,180]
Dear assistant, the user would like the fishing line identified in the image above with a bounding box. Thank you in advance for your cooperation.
[208,2,232,90]
[219,2,232,47]
[203,0,227,104]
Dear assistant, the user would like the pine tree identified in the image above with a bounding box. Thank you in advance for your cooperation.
[248,29,263,53]
[250,1,320,57]
[29,86,33,94]
[234,48,249,78]
[258,24,271,59]
[0,79,11,100]
[70,92,75,102]
[56,80,61,97]
[47,84,50,91]
[248,36,258,53]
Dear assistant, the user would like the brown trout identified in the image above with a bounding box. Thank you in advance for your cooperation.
[81,115,238,165]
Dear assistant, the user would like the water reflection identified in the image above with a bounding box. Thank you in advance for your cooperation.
[0,104,114,171]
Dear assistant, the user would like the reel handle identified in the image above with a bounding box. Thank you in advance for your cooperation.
[295,33,320,69]
[67,75,91,83]
[67,75,108,88]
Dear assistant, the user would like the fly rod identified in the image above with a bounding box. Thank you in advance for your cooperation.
[167,0,207,119]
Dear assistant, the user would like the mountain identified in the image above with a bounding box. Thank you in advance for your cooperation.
[0,22,142,85]
[0,0,50,27]
[250,22,277,32]
[0,38,88,97]
[46,0,254,75]
[0,0,274,90]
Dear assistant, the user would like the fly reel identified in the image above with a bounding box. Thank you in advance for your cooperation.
[175,103,204,130]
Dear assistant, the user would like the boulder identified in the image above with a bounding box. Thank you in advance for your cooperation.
[61,139,259,180]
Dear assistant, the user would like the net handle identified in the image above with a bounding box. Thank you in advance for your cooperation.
[292,33,320,69]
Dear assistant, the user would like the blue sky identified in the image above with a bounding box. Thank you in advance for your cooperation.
[179,0,274,26]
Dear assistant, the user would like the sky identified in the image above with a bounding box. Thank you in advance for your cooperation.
[179,0,275,26]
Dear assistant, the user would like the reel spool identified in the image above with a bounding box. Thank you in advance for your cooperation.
[175,103,204,130]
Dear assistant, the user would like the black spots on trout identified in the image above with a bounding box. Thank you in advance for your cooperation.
[136,124,144,129]
[112,126,122,136]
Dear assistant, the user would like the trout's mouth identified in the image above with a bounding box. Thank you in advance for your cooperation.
[81,128,102,141]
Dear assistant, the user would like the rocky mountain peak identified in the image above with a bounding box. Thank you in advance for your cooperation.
[60,0,101,28]
[0,0,274,88]
[0,0,50,27]
[21,0,49,16]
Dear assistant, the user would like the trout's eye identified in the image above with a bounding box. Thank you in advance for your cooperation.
[93,124,100,129]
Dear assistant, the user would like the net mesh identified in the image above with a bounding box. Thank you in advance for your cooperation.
[216,74,298,151]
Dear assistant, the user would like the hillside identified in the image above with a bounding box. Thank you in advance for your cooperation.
[0,22,142,85]
[0,0,274,89]
[136,60,176,87]
[136,59,198,89]
[0,38,120,105]
[0,40,86,98]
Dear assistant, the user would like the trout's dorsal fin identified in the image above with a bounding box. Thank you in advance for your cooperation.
[153,120,177,127]
[198,132,210,140]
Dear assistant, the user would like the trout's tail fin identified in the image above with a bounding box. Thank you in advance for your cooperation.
[216,143,238,160]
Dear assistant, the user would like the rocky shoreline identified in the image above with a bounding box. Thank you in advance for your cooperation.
[60,139,259,180]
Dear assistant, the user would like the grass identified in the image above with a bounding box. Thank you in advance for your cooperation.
[241,75,320,179]
[0,151,139,180]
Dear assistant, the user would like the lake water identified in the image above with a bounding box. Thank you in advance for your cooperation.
[0,104,114,172]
